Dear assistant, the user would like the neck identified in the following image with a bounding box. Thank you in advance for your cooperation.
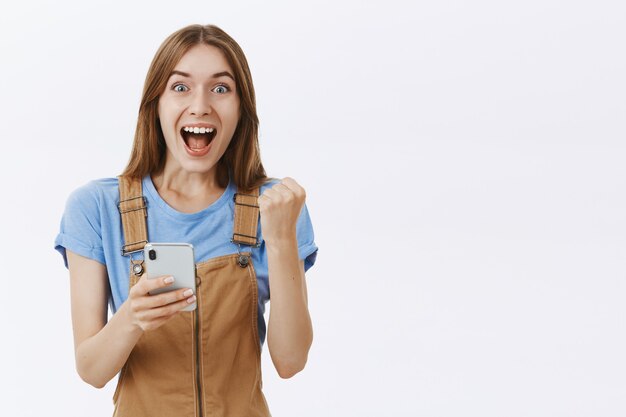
[150,161,228,213]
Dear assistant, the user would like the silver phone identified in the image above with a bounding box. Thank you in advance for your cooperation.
[144,242,197,312]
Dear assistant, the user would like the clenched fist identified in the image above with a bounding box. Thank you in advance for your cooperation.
[258,177,306,244]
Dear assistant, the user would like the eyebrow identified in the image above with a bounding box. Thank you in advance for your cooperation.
[169,70,235,81]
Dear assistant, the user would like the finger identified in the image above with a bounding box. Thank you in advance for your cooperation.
[146,295,197,319]
[279,178,306,198]
[134,274,175,296]
[272,183,295,198]
[143,287,195,309]
[280,177,303,192]
[259,188,279,201]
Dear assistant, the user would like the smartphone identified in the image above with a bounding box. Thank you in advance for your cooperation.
[144,242,197,312]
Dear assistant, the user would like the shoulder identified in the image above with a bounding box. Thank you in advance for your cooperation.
[56,178,119,267]
[65,177,120,212]
[71,177,118,196]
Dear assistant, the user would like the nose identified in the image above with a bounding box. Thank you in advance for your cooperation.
[189,89,213,116]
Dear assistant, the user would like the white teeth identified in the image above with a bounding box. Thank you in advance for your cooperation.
[183,126,214,133]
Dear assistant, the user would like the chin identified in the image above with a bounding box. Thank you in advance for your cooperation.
[179,159,219,175]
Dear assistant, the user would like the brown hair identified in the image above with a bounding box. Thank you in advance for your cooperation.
[121,24,269,191]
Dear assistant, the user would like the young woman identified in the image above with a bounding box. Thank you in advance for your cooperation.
[54,24,318,417]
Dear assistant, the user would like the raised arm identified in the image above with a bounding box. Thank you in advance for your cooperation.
[67,250,196,388]
[259,178,314,379]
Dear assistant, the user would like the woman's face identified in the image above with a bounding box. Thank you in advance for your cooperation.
[157,43,240,177]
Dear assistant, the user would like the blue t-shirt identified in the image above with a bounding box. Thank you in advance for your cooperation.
[54,174,318,348]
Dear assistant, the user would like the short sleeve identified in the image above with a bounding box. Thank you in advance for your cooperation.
[296,203,318,272]
[54,183,106,268]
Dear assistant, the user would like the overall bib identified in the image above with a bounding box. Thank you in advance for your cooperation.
[112,176,271,417]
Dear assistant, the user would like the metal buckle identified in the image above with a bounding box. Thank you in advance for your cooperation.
[230,234,262,248]
[121,240,148,256]
[234,243,251,268]
[233,192,259,208]
[118,196,147,215]
[131,259,145,276]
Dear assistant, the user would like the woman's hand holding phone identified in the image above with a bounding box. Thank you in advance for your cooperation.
[126,275,196,332]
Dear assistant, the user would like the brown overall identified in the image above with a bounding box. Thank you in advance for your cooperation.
[112,176,271,417]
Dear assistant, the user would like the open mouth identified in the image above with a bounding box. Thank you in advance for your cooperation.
[180,126,217,152]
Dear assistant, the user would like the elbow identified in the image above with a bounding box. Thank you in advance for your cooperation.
[77,370,107,389]
[89,379,107,390]
[74,344,115,389]
[76,361,108,389]
[275,355,308,379]
[270,324,313,379]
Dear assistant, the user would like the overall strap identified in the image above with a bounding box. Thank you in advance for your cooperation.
[117,175,148,256]
[232,187,261,247]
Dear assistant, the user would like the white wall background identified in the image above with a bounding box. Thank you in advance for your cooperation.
[0,0,624,416]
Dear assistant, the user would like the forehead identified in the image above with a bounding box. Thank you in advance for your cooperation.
[171,44,234,78]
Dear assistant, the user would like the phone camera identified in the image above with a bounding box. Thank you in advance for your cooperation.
[148,249,157,260]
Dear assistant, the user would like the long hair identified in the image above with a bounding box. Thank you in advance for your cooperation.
[121,24,269,191]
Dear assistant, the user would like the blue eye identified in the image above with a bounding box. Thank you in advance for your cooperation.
[212,85,230,94]
[173,84,188,92]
